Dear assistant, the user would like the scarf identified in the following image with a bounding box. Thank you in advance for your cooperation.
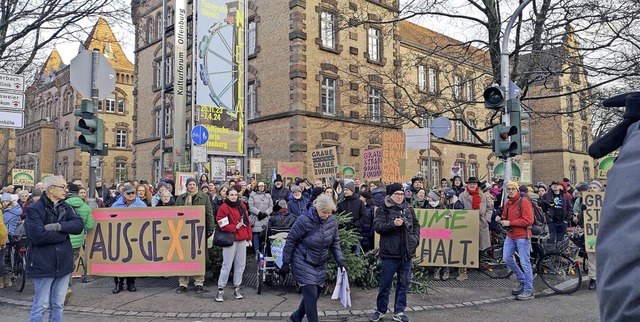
[428,200,440,208]
[224,198,245,224]
[466,186,481,209]
[185,191,198,206]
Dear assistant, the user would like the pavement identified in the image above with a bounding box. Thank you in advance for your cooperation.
[0,260,571,321]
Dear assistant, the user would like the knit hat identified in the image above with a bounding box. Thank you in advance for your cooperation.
[344,181,355,192]
[360,190,372,199]
[415,171,424,178]
[411,177,421,186]
[311,187,325,199]
[201,183,209,190]
[386,183,404,195]
[291,185,302,193]
[31,190,42,197]
[589,180,604,191]
[427,190,440,201]
[506,181,519,190]
[529,193,540,203]
[164,179,175,187]
[466,177,480,184]
[519,185,529,193]
[67,183,80,194]
[1,193,12,202]
[575,181,589,192]
[123,184,136,194]
[274,174,283,183]
[277,199,287,209]
[443,188,456,199]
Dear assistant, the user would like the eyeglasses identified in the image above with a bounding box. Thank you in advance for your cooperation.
[125,192,135,195]
[51,184,67,190]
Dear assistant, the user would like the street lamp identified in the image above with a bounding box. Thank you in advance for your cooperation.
[27,153,39,185]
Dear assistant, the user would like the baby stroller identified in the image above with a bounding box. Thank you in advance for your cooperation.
[256,222,299,294]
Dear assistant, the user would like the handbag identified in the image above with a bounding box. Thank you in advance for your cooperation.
[212,225,235,247]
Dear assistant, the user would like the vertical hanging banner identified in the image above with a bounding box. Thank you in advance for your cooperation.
[197,0,245,155]
[583,192,604,253]
[362,148,382,180]
[311,147,338,179]
[382,132,406,183]
[86,207,206,277]
[173,0,188,163]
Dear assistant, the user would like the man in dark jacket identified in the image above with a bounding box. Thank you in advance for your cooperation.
[370,181,386,207]
[175,178,214,294]
[287,186,308,219]
[370,183,420,322]
[337,181,366,252]
[25,175,84,322]
[270,174,290,206]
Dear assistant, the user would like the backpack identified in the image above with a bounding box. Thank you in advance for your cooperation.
[519,196,547,236]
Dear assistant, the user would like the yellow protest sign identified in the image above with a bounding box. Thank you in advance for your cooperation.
[583,192,604,253]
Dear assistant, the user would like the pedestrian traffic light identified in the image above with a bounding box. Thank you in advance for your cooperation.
[493,124,518,158]
[508,98,531,155]
[74,99,104,153]
[483,86,507,110]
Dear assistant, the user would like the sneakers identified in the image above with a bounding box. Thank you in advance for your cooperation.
[456,268,468,281]
[392,312,410,322]
[215,289,224,302]
[512,282,525,295]
[176,286,187,294]
[441,269,450,281]
[516,291,534,301]
[588,279,596,290]
[233,287,243,299]
[369,311,386,322]
[64,289,73,305]
[195,285,203,294]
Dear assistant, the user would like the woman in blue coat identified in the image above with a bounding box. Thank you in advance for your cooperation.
[281,194,346,322]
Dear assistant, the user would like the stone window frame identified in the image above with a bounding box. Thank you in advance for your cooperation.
[455,120,464,142]
[417,64,427,92]
[114,161,128,182]
[367,85,383,123]
[114,126,129,149]
[318,71,340,116]
[365,25,384,65]
[427,66,440,95]
[567,128,575,151]
[247,16,259,58]
[247,80,258,119]
[581,126,589,153]
[453,74,463,101]
[156,12,163,39]
[419,146,443,188]
[316,8,342,54]
[569,160,577,184]
[464,77,475,102]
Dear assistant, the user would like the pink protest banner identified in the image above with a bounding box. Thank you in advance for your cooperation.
[86,206,206,277]
[362,148,382,180]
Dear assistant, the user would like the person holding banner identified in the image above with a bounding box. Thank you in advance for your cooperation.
[458,177,493,281]
[370,183,420,322]
[110,184,147,293]
[64,183,95,303]
[175,178,214,294]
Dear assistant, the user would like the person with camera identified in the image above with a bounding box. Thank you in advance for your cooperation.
[496,181,535,300]
[370,183,420,322]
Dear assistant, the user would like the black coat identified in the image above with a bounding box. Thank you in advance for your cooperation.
[373,196,420,261]
[371,187,386,207]
[270,185,290,205]
[25,192,84,278]
[336,194,367,233]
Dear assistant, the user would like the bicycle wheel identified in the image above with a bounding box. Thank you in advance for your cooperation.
[12,251,27,292]
[537,253,582,294]
[479,245,512,279]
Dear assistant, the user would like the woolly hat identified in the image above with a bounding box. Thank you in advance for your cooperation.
[411,177,421,186]
[427,190,440,201]
[291,185,302,193]
[164,179,175,187]
[589,180,604,191]
[1,193,12,202]
[157,182,167,190]
[201,183,210,190]
[311,187,325,199]
[415,171,424,178]
[344,181,356,192]
[274,174,283,183]
[67,183,80,194]
[186,178,197,187]
[386,183,404,195]
[443,188,456,199]
[519,185,529,194]
[31,190,42,197]
[506,181,519,190]
[575,181,589,192]
[360,190,372,199]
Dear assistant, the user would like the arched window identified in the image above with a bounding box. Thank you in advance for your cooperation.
[568,129,575,151]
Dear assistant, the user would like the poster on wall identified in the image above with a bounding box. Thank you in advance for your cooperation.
[226,158,243,179]
[382,132,406,183]
[210,157,226,182]
[86,207,206,277]
[196,0,246,155]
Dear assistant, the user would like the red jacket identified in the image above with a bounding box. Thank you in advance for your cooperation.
[216,201,252,241]
[502,194,534,239]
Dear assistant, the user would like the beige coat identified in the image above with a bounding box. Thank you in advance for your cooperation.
[459,188,493,250]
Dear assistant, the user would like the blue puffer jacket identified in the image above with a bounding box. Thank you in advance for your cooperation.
[287,197,308,219]
[25,192,84,278]
[111,195,148,208]
[3,203,22,243]
[283,208,345,286]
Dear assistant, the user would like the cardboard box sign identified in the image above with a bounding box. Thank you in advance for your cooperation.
[86,206,206,277]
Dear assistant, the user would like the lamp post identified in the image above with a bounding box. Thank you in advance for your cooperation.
[27,152,39,185]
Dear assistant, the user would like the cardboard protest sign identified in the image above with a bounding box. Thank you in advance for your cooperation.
[176,172,196,195]
[338,164,356,179]
[414,209,479,268]
[382,132,406,183]
[278,162,304,186]
[86,206,206,277]
[583,192,604,253]
[362,149,382,179]
[72,242,87,278]
[311,146,338,179]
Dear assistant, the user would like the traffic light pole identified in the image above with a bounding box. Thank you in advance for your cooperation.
[87,49,100,209]
[500,0,532,186]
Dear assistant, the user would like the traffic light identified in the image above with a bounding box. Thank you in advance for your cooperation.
[493,124,518,158]
[74,99,104,153]
[483,86,507,110]
[508,98,530,155]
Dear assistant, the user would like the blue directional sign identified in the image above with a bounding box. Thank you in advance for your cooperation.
[191,125,209,145]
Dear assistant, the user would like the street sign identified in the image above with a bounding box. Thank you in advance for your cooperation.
[431,117,452,138]
[191,125,209,145]
[0,92,24,110]
[192,146,207,163]
[0,73,25,93]
[403,127,430,150]
[0,110,24,129]
[70,50,116,100]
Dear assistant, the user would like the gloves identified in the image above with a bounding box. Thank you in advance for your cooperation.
[338,261,346,272]
[279,263,290,276]
[581,204,587,211]
[206,230,214,238]
[44,223,62,231]
[258,212,268,221]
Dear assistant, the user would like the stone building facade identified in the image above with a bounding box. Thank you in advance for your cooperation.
[15,18,135,185]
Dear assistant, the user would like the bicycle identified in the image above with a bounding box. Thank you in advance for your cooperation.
[8,232,28,292]
[479,229,582,294]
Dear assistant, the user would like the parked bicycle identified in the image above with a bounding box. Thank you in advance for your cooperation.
[480,228,582,294]
[8,230,28,292]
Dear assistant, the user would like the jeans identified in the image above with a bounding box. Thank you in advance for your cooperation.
[376,258,412,314]
[290,284,322,322]
[503,236,534,292]
[548,221,567,246]
[218,240,247,289]
[178,275,205,287]
[29,274,71,322]
[253,233,261,253]
[0,246,6,274]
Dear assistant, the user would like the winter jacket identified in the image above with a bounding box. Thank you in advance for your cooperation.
[287,197,308,219]
[360,204,375,252]
[501,194,534,240]
[267,208,295,231]
[283,208,345,286]
[216,200,252,241]
[410,196,427,209]
[336,194,367,233]
[0,219,7,247]
[248,190,273,233]
[540,190,573,223]
[65,196,95,249]
[459,188,493,250]
[270,185,290,205]
[25,192,84,278]
[155,197,176,207]
[175,191,215,234]
[2,203,22,243]
[371,187,386,207]
[373,196,420,261]
[111,195,148,208]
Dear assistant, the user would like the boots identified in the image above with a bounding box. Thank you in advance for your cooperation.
[456,268,468,281]
[3,273,12,287]
[112,282,124,294]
